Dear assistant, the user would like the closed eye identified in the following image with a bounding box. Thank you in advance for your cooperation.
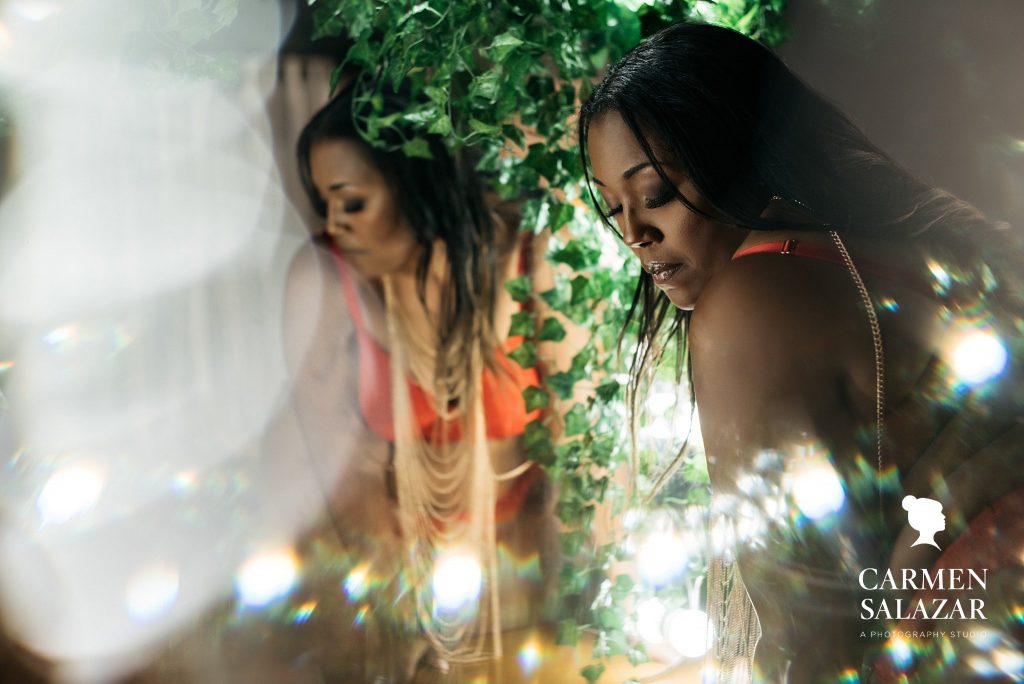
[645,188,675,210]
[604,203,623,219]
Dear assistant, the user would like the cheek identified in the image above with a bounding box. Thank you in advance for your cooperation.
[353,202,403,242]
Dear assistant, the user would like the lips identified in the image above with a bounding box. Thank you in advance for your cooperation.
[644,261,684,285]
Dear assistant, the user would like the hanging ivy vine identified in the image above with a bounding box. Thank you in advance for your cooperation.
[307,1,788,680]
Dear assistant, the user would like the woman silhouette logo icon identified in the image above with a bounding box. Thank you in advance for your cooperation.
[902,496,946,549]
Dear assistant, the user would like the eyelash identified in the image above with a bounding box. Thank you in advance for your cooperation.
[645,188,675,209]
[602,188,675,219]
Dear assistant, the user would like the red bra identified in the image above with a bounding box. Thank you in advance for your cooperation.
[330,244,542,444]
[732,238,927,294]
[732,238,846,264]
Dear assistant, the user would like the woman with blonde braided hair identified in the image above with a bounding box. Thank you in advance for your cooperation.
[287,81,573,679]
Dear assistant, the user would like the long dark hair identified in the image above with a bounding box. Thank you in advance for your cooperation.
[578,22,989,493]
[297,81,501,390]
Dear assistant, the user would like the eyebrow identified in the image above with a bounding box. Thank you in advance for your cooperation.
[592,161,653,187]
[327,181,351,191]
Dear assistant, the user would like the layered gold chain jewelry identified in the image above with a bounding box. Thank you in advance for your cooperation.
[382,275,502,663]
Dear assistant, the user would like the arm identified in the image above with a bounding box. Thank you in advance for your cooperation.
[276,242,400,545]
[689,255,880,680]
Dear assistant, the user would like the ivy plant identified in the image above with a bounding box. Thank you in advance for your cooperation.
[308,0,788,679]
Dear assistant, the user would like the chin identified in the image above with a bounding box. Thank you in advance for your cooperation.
[665,289,696,311]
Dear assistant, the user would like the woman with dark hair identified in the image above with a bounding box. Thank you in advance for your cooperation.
[580,22,1024,683]
[286,82,568,679]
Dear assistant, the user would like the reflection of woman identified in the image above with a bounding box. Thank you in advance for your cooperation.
[580,23,1023,683]
[287,85,565,678]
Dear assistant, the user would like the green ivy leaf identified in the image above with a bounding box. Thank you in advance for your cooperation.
[470,69,501,102]
[570,346,595,375]
[552,241,602,271]
[556,618,582,646]
[469,117,502,135]
[401,138,432,159]
[596,380,620,403]
[563,404,589,437]
[522,386,549,412]
[560,529,585,556]
[537,316,566,342]
[548,200,575,231]
[424,85,447,103]
[570,275,593,306]
[581,663,606,684]
[595,606,624,631]
[546,370,579,400]
[508,310,535,336]
[507,340,536,368]
[484,29,524,62]
[523,420,554,465]
[427,114,452,136]
[558,564,590,595]
[501,123,526,149]
[590,436,615,468]
[539,285,569,312]
[504,275,531,303]
[612,573,634,599]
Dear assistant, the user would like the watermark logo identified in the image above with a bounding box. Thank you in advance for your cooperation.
[903,495,945,549]
[857,496,988,622]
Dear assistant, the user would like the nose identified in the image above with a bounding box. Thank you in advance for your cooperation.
[621,207,663,251]
[326,205,353,236]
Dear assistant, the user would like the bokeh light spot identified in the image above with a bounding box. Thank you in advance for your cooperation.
[125,565,179,621]
[37,465,104,524]
[887,635,913,670]
[967,654,1000,677]
[926,259,951,294]
[992,648,1024,676]
[788,458,845,521]
[43,324,78,349]
[634,598,667,646]
[636,530,688,586]
[878,297,900,312]
[951,330,1007,386]
[665,608,712,658]
[291,600,317,625]
[432,551,482,611]
[344,563,370,602]
[837,667,859,683]
[517,637,542,674]
[235,549,299,607]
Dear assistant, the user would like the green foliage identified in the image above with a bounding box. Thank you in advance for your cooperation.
[309,0,788,677]
[125,0,242,81]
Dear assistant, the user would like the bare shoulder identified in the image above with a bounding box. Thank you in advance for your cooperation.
[285,240,338,299]
[283,241,351,377]
[688,253,876,481]
[690,252,869,370]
